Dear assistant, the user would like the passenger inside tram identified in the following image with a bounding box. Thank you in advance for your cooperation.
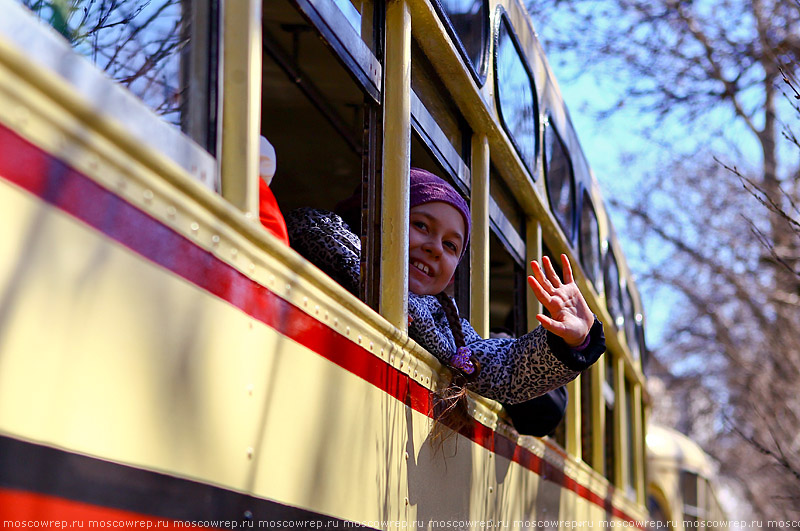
[285,168,606,420]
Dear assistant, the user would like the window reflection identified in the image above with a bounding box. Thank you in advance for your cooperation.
[437,0,486,74]
[580,194,602,290]
[18,0,214,148]
[496,18,537,175]
[544,122,575,239]
[604,251,624,329]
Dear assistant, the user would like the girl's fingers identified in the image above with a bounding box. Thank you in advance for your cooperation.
[560,254,574,284]
[536,313,563,334]
[542,256,563,288]
[527,275,552,305]
[530,260,554,293]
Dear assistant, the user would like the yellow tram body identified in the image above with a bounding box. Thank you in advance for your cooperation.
[0,0,719,528]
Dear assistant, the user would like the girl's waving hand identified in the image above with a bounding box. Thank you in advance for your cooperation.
[528,254,595,348]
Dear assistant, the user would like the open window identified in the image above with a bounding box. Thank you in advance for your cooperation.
[604,353,616,481]
[263,0,381,304]
[488,169,526,337]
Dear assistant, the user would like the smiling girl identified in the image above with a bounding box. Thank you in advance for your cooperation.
[287,168,605,406]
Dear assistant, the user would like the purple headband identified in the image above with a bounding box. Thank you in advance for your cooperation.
[409,168,471,258]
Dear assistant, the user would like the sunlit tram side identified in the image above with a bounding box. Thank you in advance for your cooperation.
[646,425,729,531]
[0,0,714,527]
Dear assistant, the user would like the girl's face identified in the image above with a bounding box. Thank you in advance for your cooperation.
[408,202,466,295]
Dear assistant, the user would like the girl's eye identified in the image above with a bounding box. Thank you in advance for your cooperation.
[413,221,427,231]
[444,241,458,253]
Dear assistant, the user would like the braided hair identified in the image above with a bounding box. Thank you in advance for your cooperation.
[431,292,481,448]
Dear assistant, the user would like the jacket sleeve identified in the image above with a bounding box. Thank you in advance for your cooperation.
[461,317,605,404]
[285,207,361,297]
[408,294,605,405]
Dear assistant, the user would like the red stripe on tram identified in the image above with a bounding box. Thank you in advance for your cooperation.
[0,124,641,527]
[0,488,180,527]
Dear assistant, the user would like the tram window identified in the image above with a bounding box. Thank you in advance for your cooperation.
[623,286,640,361]
[432,0,488,80]
[603,353,616,481]
[681,471,700,523]
[625,380,636,498]
[544,120,576,241]
[637,320,648,371]
[489,167,526,266]
[489,231,526,338]
[412,134,471,316]
[495,15,538,177]
[579,193,602,291]
[580,371,594,468]
[412,39,470,180]
[17,0,219,153]
[263,1,365,213]
[604,249,624,330]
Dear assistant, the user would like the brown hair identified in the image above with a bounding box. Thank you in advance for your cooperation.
[430,292,481,452]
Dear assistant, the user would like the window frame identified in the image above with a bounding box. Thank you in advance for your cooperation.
[493,9,540,180]
[604,246,624,330]
[543,116,577,242]
[293,0,383,102]
[430,0,490,86]
[579,190,603,293]
[5,0,218,190]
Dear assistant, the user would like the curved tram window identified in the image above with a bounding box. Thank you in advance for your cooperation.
[435,0,488,77]
[579,193,602,291]
[495,16,538,176]
[544,120,575,240]
[604,249,624,329]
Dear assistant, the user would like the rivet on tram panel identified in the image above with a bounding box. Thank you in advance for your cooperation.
[232,248,238,258]
[414,371,418,378]
[143,190,154,203]
[211,235,220,247]
[369,342,374,351]
[315,305,319,315]
[249,263,255,273]
[285,284,291,294]
[333,318,338,327]
[389,354,394,363]
[345,326,350,335]
[489,486,494,494]
[246,383,254,396]
[268,274,275,285]
[246,447,254,459]
[190,222,199,233]
[358,335,362,344]
[167,206,176,219]
[303,297,308,307]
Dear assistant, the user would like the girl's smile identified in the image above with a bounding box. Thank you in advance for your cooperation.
[408,202,466,295]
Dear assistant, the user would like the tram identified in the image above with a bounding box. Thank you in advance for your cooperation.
[646,425,730,530]
[0,0,661,527]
